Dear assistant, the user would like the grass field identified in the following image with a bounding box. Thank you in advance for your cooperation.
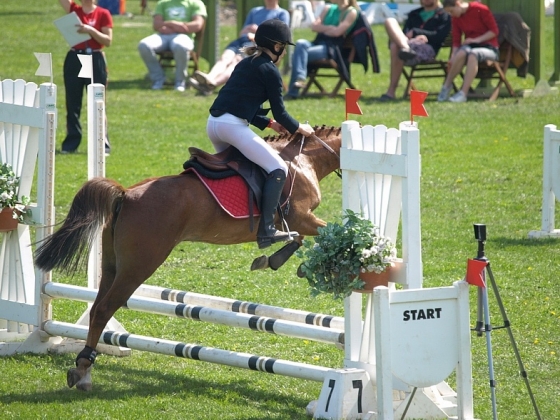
[1,1,559,419]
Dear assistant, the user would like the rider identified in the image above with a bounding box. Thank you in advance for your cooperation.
[207,19,315,249]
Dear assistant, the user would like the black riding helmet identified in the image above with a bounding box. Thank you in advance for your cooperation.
[255,19,294,62]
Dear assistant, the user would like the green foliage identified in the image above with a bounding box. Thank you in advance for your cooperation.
[297,210,396,299]
[0,162,31,222]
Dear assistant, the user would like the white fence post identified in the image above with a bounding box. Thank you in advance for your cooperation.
[529,124,560,238]
[0,81,56,352]
[341,120,423,369]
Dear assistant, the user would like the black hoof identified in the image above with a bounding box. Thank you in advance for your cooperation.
[67,368,80,388]
[251,255,269,270]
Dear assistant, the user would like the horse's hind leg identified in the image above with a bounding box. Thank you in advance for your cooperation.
[67,213,177,391]
[67,225,120,391]
[67,268,153,391]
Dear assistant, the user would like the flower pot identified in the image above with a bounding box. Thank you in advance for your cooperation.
[354,267,391,293]
[0,207,19,232]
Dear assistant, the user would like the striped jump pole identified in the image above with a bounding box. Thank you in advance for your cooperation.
[43,282,344,347]
[43,321,331,383]
[135,284,346,330]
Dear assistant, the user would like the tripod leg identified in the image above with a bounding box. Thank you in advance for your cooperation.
[485,264,543,420]
[476,287,484,336]
[481,277,499,420]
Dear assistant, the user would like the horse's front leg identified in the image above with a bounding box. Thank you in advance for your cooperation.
[251,239,302,271]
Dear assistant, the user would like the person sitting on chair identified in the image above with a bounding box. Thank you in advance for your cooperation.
[437,0,499,103]
[380,0,450,101]
[138,0,206,92]
[285,0,359,100]
[206,19,314,249]
[189,0,289,96]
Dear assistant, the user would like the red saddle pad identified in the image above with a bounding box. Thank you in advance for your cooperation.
[186,168,260,218]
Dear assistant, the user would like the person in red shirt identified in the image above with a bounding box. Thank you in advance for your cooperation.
[58,0,113,154]
[437,0,499,103]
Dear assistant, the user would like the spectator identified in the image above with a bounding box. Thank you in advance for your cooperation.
[380,0,450,101]
[438,0,499,103]
[58,0,112,154]
[138,0,207,92]
[189,0,289,95]
[285,0,359,100]
[206,20,314,249]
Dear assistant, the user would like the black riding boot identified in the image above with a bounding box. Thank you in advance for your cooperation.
[257,169,298,249]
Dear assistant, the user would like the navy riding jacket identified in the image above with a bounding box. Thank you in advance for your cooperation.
[210,54,299,133]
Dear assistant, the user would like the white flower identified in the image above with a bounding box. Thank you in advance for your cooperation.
[0,163,30,222]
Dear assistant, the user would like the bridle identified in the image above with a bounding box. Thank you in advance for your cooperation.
[282,130,342,217]
[309,133,342,178]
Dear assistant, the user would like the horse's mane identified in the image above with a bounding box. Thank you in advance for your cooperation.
[263,125,341,144]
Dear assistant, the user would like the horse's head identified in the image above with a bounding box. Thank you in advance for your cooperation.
[265,126,342,181]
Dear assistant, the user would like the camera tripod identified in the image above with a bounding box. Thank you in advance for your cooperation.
[470,224,542,420]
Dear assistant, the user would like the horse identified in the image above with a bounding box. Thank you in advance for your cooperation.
[34,125,342,391]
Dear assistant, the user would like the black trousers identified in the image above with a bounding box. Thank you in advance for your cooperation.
[62,50,108,152]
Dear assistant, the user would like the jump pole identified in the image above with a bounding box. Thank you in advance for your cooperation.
[43,321,331,383]
[134,284,346,330]
[43,282,345,347]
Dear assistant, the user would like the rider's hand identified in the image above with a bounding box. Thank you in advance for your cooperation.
[270,121,288,134]
[297,123,314,137]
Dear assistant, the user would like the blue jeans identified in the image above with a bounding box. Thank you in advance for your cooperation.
[287,40,328,97]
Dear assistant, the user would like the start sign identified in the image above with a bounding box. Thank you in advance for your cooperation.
[374,283,472,389]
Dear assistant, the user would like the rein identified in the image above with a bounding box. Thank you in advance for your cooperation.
[310,133,342,178]
[286,131,342,205]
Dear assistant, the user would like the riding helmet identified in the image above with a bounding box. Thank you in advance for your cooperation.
[255,19,295,52]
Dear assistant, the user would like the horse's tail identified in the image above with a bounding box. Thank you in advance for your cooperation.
[34,177,126,274]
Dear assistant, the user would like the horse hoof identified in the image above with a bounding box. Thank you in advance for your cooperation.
[67,368,81,388]
[297,264,306,278]
[251,255,269,271]
[67,366,93,391]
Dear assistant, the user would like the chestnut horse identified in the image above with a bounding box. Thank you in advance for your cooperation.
[34,125,342,391]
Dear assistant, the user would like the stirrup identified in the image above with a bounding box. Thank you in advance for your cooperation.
[257,230,299,249]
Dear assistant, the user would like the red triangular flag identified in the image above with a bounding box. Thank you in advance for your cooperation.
[466,259,487,288]
[345,88,363,120]
[410,90,429,120]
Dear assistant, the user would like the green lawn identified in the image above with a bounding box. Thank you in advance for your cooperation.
[1,1,559,419]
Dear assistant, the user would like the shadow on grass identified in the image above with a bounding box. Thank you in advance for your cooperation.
[0,11,43,16]
[2,356,313,417]
[492,236,559,248]
[108,79,147,90]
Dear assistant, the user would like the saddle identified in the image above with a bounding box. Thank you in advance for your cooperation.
[183,146,291,230]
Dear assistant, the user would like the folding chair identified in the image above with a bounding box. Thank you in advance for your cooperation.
[467,40,516,101]
[300,36,356,98]
[157,21,206,77]
[401,34,459,98]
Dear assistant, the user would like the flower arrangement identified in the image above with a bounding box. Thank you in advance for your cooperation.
[296,209,397,300]
[0,162,30,222]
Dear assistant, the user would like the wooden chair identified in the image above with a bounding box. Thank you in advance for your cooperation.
[467,40,516,101]
[157,21,206,77]
[300,36,357,98]
[401,34,459,98]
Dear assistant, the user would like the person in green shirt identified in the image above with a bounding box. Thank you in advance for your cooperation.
[138,0,207,91]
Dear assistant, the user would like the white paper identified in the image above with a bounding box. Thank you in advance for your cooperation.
[53,12,91,48]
